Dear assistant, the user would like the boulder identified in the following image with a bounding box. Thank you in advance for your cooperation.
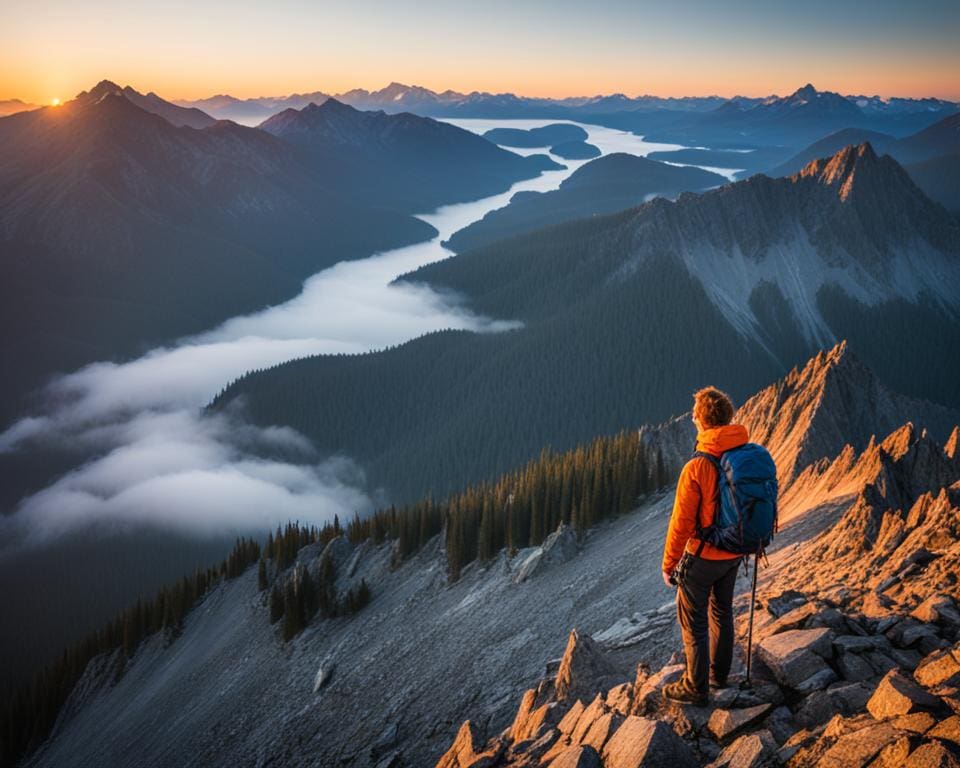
[706,703,772,743]
[601,716,698,768]
[582,712,622,751]
[511,689,537,740]
[756,628,834,688]
[889,712,936,733]
[437,720,502,768]
[904,741,960,767]
[927,714,960,746]
[513,524,578,584]
[558,699,586,735]
[707,728,777,768]
[795,690,844,728]
[808,607,850,632]
[865,651,900,676]
[796,667,839,693]
[571,696,608,745]
[876,616,902,634]
[902,623,943,649]
[511,693,561,743]
[514,549,544,584]
[913,595,960,626]
[867,670,942,720]
[829,681,876,713]
[815,721,902,767]
[914,647,960,688]
[765,602,818,635]
[606,683,633,715]
[765,706,796,745]
[633,664,684,714]
[510,727,559,761]
[547,745,602,768]
[870,735,914,768]
[838,651,876,682]
[555,630,618,702]
[834,635,892,654]
[890,647,924,671]
[766,590,807,618]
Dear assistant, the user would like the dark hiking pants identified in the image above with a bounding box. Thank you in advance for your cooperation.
[675,553,742,695]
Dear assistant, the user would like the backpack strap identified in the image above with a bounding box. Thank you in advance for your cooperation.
[691,450,722,558]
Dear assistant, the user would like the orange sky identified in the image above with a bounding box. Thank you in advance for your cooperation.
[2,0,959,105]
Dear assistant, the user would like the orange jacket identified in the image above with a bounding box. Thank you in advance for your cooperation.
[662,423,748,574]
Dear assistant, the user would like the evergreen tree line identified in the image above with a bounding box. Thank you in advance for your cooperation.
[264,541,371,642]
[0,537,261,768]
[344,428,670,581]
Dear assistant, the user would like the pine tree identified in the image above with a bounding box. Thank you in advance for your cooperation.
[257,558,269,591]
[269,582,284,624]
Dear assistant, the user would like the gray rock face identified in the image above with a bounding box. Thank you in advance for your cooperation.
[838,651,876,682]
[514,523,579,584]
[756,628,834,688]
[600,716,698,768]
[795,667,840,693]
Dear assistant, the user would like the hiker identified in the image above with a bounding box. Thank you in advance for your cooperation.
[660,386,777,705]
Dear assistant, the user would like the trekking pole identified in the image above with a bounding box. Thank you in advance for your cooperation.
[744,550,759,688]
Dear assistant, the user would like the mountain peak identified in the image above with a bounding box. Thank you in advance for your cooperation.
[795,142,886,200]
[794,83,819,98]
[78,79,125,102]
[304,97,360,118]
[738,340,955,493]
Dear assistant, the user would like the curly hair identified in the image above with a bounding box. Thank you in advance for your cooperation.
[693,386,735,428]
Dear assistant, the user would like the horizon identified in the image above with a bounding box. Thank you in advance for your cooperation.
[4,77,960,111]
[3,0,959,105]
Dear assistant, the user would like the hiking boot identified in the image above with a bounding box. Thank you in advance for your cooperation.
[663,680,708,706]
[710,677,729,690]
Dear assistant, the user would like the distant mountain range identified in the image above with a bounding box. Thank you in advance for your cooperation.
[164,81,958,128]
[0,80,545,427]
[0,98,39,117]
[634,84,955,148]
[259,98,560,212]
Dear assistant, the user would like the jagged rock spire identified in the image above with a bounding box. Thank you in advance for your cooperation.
[554,628,618,702]
[738,341,957,494]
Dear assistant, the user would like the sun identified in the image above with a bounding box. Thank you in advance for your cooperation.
[51,98,61,107]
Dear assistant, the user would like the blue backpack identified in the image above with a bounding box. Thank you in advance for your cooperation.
[693,443,778,555]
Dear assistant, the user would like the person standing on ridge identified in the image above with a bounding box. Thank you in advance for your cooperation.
[660,386,766,706]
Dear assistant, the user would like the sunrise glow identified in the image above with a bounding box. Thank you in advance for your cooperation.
[1,0,958,104]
